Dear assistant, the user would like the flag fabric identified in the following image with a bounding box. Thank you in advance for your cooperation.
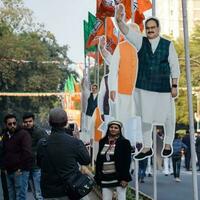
[83,12,103,65]
[84,20,96,56]
[121,0,132,20]
[88,12,97,30]
[133,0,152,31]
[87,51,103,65]
[134,10,145,32]
[137,0,152,14]
[106,17,124,54]
[96,0,102,11]
[86,19,104,48]
[96,0,115,20]
[64,74,75,93]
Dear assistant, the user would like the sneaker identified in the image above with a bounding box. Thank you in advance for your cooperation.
[134,148,153,160]
[175,178,181,182]
[161,146,173,157]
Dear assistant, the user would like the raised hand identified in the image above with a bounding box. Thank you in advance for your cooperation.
[110,90,116,102]
[99,36,106,49]
[115,3,125,22]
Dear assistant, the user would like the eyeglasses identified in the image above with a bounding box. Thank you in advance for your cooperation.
[7,122,16,126]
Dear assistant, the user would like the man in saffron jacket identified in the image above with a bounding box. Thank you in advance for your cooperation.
[99,24,143,147]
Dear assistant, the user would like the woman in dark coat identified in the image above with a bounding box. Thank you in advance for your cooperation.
[94,120,132,200]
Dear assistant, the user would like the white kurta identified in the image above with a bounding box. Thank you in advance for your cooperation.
[125,25,180,124]
[80,78,98,143]
[124,25,180,147]
[108,45,137,122]
[108,44,143,145]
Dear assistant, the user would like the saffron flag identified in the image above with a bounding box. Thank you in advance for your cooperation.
[121,0,132,20]
[96,0,115,20]
[137,0,152,14]
[106,17,124,54]
[133,0,152,31]
[134,10,145,32]
[87,51,103,65]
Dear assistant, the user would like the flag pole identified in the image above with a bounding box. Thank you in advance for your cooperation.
[153,125,157,200]
[152,0,156,16]
[94,49,97,84]
[104,17,107,76]
[88,56,91,84]
[181,1,198,199]
[97,45,100,88]
[151,1,158,200]
[130,0,139,200]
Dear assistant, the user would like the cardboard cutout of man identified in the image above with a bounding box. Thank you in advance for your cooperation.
[115,4,180,160]
[98,28,143,147]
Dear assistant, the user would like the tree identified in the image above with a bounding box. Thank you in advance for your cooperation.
[173,24,200,127]
[0,0,77,126]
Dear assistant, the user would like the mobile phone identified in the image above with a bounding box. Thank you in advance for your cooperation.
[69,123,75,131]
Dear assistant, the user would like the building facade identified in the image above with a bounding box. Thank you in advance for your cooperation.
[155,0,200,38]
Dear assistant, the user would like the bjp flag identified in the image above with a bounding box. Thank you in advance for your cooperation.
[105,17,124,54]
[86,19,104,48]
[137,0,152,14]
[96,0,115,20]
[134,10,145,32]
[121,0,132,20]
[87,51,103,65]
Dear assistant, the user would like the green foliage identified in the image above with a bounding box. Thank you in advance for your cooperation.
[0,0,78,126]
[126,187,151,200]
[172,24,200,127]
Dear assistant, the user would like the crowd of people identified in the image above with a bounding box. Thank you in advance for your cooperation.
[1,3,200,200]
[0,112,47,200]
[0,108,91,200]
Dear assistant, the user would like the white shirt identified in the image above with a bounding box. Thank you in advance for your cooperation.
[98,76,107,114]
[125,24,180,79]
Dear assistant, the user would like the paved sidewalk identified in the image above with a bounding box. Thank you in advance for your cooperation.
[131,169,200,200]
[27,190,100,200]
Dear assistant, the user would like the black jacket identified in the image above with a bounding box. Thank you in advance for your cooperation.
[37,127,90,198]
[94,135,132,186]
[25,126,48,169]
[2,127,33,173]
[86,93,98,116]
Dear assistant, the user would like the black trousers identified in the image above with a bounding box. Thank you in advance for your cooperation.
[172,155,181,178]
[184,150,191,170]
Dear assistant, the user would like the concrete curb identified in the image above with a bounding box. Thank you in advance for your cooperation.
[130,186,153,200]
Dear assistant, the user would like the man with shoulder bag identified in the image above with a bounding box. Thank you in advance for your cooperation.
[37,108,93,200]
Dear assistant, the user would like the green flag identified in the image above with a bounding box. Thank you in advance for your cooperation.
[64,74,75,93]
[88,12,97,31]
[83,19,96,56]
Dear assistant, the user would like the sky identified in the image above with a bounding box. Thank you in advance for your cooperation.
[25,0,96,64]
